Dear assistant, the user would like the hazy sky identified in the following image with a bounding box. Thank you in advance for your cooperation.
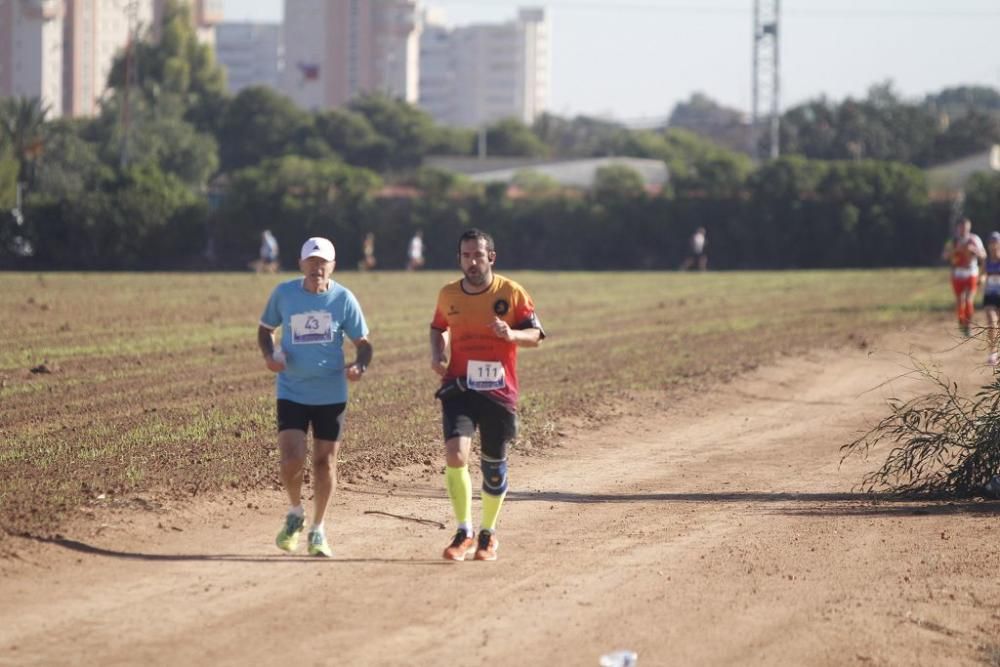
[222,0,1000,122]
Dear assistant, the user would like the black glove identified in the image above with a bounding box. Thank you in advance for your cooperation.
[434,377,467,401]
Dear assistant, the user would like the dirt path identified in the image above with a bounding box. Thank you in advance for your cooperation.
[2,322,999,666]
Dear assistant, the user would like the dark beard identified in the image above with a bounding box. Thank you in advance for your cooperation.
[464,270,487,286]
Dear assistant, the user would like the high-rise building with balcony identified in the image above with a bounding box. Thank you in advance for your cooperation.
[153,0,222,45]
[2,0,220,118]
[417,7,453,124]
[215,22,282,94]
[419,7,549,128]
[0,0,65,117]
[62,0,155,117]
[282,0,420,111]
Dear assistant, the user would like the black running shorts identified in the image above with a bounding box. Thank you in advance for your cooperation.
[441,390,518,459]
[277,399,346,441]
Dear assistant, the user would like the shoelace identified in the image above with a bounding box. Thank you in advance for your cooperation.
[450,530,471,547]
[477,531,493,550]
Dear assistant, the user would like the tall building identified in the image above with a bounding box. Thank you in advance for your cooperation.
[282,0,420,112]
[419,7,549,128]
[0,0,65,117]
[153,0,222,45]
[1,0,220,119]
[215,22,282,94]
[62,0,154,117]
[518,8,548,123]
[417,7,453,124]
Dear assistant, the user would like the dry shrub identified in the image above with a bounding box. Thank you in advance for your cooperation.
[842,360,1000,497]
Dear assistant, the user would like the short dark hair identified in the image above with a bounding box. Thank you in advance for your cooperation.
[457,228,495,254]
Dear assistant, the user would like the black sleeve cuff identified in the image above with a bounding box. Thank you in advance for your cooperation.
[514,313,546,339]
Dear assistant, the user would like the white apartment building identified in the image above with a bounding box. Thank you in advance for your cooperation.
[518,8,547,123]
[1,0,220,118]
[215,23,282,94]
[0,0,65,117]
[63,0,154,117]
[281,0,420,112]
[419,7,549,128]
[153,0,222,46]
[418,7,453,124]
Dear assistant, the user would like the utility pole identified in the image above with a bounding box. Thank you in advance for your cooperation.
[120,0,139,169]
[751,0,780,161]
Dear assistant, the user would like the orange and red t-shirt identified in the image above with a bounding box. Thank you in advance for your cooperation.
[430,274,543,412]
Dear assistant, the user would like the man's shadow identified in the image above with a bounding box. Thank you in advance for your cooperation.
[12,533,448,565]
[346,485,1000,517]
[504,490,1000,517]
[14,490,998,562]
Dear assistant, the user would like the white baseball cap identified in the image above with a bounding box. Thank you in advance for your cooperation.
[300,237,336,262]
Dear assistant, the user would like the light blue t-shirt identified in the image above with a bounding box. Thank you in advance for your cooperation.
[260,278,369,405]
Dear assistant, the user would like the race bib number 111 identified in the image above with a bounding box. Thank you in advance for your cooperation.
[467,360,506,391]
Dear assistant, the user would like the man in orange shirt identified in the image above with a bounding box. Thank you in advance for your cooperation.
[430,229,545,561]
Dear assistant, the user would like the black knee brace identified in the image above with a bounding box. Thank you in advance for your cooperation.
[481,455,509,496]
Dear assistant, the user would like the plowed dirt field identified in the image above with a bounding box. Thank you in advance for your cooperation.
[2,270,998,665]
[3,320,1000,665]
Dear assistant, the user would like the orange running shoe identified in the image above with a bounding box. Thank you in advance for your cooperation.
[442,529,476,561]
[474,530,499,561]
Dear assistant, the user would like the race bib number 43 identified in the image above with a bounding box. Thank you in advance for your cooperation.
[467,360,506,391]
[290,311,334,344]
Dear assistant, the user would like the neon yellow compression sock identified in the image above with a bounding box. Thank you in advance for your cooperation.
[480,491,507,532]
[445,465,473,529]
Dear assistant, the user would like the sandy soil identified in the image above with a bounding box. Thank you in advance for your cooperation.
[2,322,999,667]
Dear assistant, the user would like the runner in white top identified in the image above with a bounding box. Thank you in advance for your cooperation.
[407,230,425,271]
[941,217,986,337]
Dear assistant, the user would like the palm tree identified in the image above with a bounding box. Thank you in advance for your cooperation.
[0,96,50,185]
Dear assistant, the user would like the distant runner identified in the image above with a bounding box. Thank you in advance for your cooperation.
[359,232,376,271]
[258,237,373,557]
[942,217,986,337]
[430,229,545,561]
[982,231,1000,366]
[407,230,425,271]
[257,229,280,273]
[679,227,708,271]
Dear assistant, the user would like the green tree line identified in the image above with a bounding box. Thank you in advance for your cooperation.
[1,1,998,270]
[779,82,1000,166]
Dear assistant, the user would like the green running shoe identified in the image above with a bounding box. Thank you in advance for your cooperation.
[276,512,305,553]
[307,529,332,558]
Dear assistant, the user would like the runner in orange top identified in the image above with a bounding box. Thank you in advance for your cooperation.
[942,217,986,337]
[430,229,544,561]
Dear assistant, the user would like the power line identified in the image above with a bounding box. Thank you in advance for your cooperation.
[437,0,1000,19]
[785,8,1000,18]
